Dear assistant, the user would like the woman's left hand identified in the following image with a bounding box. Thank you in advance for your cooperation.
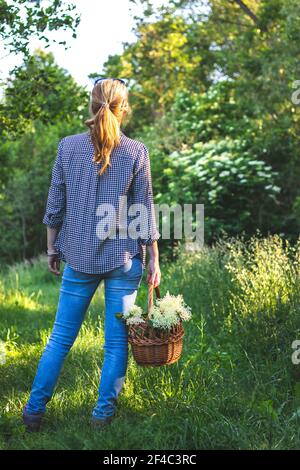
[48,254,61,276]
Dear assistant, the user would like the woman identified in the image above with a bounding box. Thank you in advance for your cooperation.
[22,77,161,432]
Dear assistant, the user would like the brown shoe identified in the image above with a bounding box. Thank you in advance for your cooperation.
[22,405,44,433]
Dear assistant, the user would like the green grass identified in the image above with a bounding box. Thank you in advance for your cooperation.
[1,234,300,449]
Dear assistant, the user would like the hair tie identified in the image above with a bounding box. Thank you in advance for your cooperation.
[100,101,109,108]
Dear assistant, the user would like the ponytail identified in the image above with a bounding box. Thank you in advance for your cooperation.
[85,79,130,176]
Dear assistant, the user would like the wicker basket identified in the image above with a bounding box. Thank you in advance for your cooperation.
[127,284,185,367]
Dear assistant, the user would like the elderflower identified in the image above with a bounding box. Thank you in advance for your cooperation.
[149,305,179,329]
[123,304,145,325]
[121,292,192,331]
[125,316,145,326]
[177,304,192,321]
[156,291,192,323]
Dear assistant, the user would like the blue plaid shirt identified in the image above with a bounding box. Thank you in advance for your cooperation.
[43,130,160,273]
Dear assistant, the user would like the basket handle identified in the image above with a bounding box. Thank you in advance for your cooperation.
[147,284,161,314]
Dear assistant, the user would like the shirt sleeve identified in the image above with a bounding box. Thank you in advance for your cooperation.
[131,144,160,246]
[42,138,66,229]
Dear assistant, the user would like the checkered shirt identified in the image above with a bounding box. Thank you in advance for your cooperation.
[42,130,160,273]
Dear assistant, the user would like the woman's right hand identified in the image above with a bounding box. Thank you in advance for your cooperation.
[147,258,161,287]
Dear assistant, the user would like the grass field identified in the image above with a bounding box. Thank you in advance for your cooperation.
[1,234,300,450]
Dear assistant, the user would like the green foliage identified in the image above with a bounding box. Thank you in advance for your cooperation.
[126,0,300,243]
[102,10,214,131]
[161,138,280,241]
[0,0,80,56]
[0,119,86,265]
[0,50,89,265]
[224,235,300,356]
[1,49,89,137]
[170,83,255,145]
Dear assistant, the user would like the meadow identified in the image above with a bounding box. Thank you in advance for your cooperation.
[1,234,300,450]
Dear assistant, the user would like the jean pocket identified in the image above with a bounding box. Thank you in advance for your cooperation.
[119,255,144,278]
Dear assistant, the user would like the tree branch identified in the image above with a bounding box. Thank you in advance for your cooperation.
[233,0,266,31]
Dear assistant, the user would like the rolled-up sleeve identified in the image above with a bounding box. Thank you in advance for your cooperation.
[131,144,160,246]
[42,138,66,229]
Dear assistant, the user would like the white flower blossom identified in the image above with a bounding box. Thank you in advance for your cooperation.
[123,304,144,319]
[125,315,145,326]
[123,293,192,330]
[123,304,145,326]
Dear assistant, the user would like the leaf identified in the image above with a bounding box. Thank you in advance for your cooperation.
[115,312,124,320]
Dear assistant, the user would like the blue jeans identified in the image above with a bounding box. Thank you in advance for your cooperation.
[25,253,144,419]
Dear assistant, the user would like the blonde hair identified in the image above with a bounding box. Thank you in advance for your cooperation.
[85,78,131,175]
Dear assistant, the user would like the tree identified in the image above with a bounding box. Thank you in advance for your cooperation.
[0,119,86,264]
[0,0,80,57]
[0,51,88,263]
[101,11,214,132]
[1,49,89,137]
[126,0,300,240]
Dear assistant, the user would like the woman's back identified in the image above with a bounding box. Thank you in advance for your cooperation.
[43,129,160,273]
